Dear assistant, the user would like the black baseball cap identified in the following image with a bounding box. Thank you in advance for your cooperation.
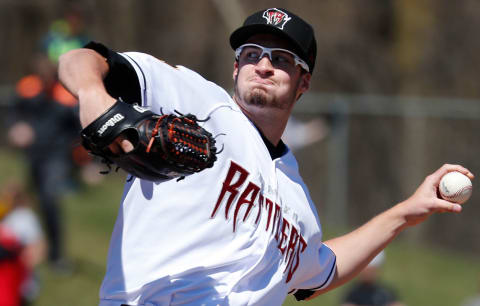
[230,8,317,73]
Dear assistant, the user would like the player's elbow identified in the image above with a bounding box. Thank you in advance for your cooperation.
[58,48,78,66]
[58,49,82,80]
[58,48,110,84]
[58,48,91,69]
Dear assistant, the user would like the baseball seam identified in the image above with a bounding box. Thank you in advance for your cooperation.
[442,185,472,201]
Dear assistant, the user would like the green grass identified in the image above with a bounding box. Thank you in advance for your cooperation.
[1,148,479,306]
[34,175,124,306]
[0,149,123,306]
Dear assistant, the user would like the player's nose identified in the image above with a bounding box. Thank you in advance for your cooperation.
[255,55,274,73]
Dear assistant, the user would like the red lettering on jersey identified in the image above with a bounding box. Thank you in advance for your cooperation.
[283,225,299,272]
[211,160,311,284]
[211,161,249,219]
[254,194,264,225]
[286,235,307,283]
[245,188,262,224]
[264,198,274,231]
[273,203,282,240]
[232,182,260,232]
[277,218,290,255]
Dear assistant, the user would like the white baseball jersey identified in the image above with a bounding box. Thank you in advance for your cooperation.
[87,43,336,306]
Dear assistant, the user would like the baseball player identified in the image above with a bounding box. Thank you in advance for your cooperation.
[58,7,474,306]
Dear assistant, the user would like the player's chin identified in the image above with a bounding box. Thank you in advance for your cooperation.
[245,89,270,107]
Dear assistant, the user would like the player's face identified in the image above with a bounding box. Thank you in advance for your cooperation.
[232,34,311,119]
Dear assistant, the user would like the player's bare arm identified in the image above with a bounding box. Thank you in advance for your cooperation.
[307,164,474,300]
[58,49,132,153]
[58,48,116,127]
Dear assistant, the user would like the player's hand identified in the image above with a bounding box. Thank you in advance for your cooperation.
[109,134,135,154]
[397,164,474,227]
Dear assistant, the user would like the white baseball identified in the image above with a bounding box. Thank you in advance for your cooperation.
[439,171,473,204]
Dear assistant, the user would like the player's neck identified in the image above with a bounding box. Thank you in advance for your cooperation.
[233,96,292,146]
[246,111,288,146]
[256,120,285,146]
[233,95,293,146]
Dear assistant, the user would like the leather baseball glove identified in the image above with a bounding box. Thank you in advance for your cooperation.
[80,100,219,182]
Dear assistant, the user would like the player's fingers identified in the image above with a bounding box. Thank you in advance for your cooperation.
[108,142,122,155]
[434,198,463,213]
[118,137,134,153]
[109,135,134,154]
[428,164,474,185]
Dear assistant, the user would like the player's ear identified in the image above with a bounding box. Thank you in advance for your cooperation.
[233,61,239,81]
[298,72,311,95]
[294,72,311,101]
[300,72,311,92]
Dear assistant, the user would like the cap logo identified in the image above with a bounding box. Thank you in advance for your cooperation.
[262,8,291,30]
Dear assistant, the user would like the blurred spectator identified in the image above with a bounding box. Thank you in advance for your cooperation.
[461,275,480,306]
[341,251,405,306]
[41,4,90,64]
[6,52,80,273]
[0,181,46,306]
[5,4,98,273]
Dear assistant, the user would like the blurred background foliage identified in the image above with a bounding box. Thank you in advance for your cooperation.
[1,0,480,305]
[2,0,480,97]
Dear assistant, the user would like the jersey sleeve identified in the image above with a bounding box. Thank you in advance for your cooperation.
[83,41,142,104]
[84,41,232,119]
[118,52,232,119]
[290,243,337,301]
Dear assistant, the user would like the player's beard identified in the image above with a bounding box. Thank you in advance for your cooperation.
[246,88,271,107]
[234,76,298,111]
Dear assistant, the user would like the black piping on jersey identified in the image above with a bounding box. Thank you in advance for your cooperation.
[290,255,336,301]
[122,53,147,107]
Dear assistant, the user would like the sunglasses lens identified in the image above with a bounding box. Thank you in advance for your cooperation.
[236,44,309,72]
[240,46,263,61]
